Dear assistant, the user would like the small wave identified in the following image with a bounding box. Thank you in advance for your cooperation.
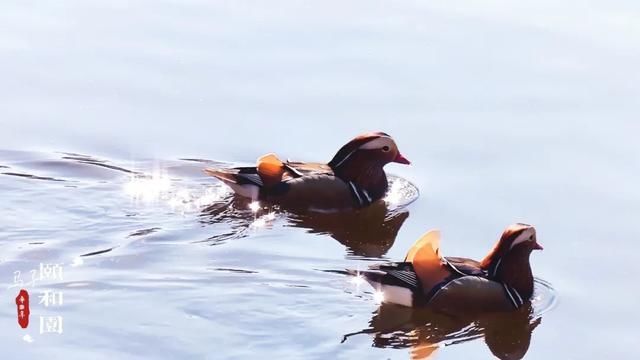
[80,247,118,257]
[1,171,66,182]
[128,227,161,238]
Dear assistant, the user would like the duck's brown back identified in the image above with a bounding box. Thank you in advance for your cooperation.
[285,161,333,175]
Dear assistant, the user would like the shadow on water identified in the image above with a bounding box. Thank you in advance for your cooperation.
[199,192,412,258]
[197,196,409,258]
[287,201,409,258]
[197,175,417,256]
[197,196,263,245]
[344,303,541,360]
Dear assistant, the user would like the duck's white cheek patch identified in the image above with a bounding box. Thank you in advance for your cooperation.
[360,137,394,150]
[379,285,413,307]
[510,228,535,249]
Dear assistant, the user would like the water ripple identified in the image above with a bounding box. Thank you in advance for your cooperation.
[1,171,67,182]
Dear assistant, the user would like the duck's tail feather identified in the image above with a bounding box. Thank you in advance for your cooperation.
[350,265,417,307]
[348,263,419,291]
[205,167,264,187]
[204,168,239,184]
[205,167,263,199]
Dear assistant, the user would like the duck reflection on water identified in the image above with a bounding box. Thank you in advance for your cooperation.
[200,196,408,258]
[343,303,541,360]
[287,200,409,257]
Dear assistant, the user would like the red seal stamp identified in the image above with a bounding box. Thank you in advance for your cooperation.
[15,289,30,329]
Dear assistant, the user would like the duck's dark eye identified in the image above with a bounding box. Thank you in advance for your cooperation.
[382,146,390,152]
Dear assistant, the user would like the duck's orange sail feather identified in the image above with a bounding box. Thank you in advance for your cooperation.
[405,230,452,291]
[256,153,285,186]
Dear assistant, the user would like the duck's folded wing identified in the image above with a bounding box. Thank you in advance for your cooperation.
[285,161,333,176]
[443,257,487,277]
[205,162,302,188]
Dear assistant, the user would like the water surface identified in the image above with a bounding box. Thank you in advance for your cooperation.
[1,1,639,359]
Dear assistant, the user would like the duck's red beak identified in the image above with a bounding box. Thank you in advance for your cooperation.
[393,153,411,165]
[533,241,543,250]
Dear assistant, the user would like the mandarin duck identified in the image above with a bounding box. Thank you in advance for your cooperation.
[351,223,542,312]
[205,132,410,211]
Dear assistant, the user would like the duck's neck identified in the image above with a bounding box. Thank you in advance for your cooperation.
[333,161,388,201]
[482,246,534,300]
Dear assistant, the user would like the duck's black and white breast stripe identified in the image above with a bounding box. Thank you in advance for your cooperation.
[502,283,525,309]
[347,181,373,207]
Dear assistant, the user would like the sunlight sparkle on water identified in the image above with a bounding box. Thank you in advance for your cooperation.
[125,166,229,213]
[384,180,403,205]
[194,187,227,207]
[176,189,191,201]
[70,257,84,267]
[167,188,194,212]
[249,201,261,212]
[250,211,278,228]
[350,274,364,286]
[251,218,267,228]
[168,187,228,213]
[124,171,171,201]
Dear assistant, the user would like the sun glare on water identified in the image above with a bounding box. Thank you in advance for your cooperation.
[384,180,404,205]
[249,203,279,228]
[124,168,228,212]
[350,274,364,286]
[124,171,171,201]
[249,201,261,213]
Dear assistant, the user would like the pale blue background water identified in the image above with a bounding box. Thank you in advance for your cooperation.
[1,1,639,359]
